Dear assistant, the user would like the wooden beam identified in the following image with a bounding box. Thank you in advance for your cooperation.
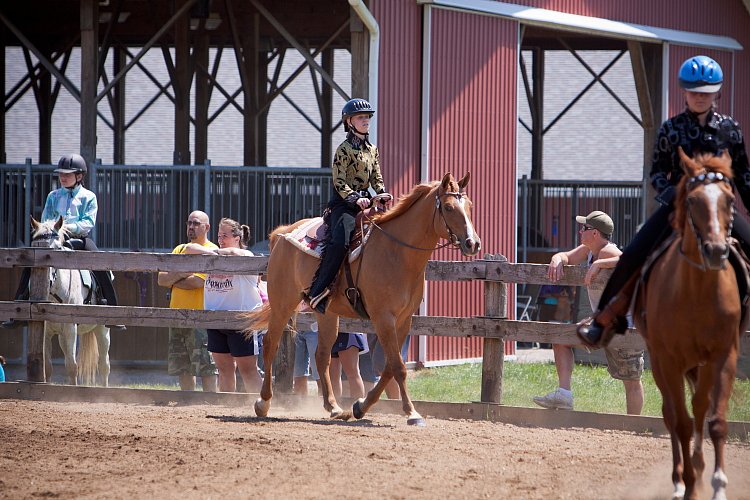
[628,41,662,216]
[194,28,209,164]
[350,8,367,99]
[173,0,191,165]
[80,0,98,171]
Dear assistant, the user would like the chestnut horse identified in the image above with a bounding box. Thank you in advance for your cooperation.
[633,149,745,500]
[247,173,480,425]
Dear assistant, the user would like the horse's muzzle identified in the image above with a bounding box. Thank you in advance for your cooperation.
[702,242,730,270]
[461,237,481,256]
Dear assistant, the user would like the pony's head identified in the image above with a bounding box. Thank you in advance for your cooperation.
[675,147,734,270]
[436,172,481,256]
[30,215,67,249]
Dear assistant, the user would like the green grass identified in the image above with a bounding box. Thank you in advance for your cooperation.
[407,361,750,422]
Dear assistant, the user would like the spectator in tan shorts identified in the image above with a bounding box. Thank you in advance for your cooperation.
[534,210,644,414]
[158,210,218,392]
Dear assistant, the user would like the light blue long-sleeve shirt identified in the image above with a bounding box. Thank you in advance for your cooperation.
[41,184,98,237]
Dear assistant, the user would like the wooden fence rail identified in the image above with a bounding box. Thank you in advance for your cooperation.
[1,248,748,400]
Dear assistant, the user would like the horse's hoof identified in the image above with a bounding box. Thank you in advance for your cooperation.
[254,398,270,417]
[407,417,427,427]
[331,410,353,421]
[352,398,366,419]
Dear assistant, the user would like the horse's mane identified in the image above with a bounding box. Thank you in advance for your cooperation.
[371,181,440,225]
[673,152,734,233]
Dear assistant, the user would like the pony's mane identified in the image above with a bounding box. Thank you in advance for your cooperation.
[371,181,440,225]
[673,152,734,233]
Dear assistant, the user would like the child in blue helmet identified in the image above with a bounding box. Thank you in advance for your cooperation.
[304,98,392,313]
[578,55,750,347]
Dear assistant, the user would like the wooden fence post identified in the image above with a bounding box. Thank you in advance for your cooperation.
[481,254,507,403]
[26,261,49,382]
[272,328,294,393]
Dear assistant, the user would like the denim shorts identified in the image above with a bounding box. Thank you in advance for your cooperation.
[294,331,319,380]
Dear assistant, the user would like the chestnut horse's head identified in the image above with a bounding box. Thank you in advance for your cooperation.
[436,172,481,256]
[675,147,734,270]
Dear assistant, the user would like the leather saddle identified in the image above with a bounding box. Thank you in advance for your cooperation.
[304,205,382,250]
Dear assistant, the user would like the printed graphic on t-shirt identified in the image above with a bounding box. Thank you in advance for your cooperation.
[206,274,234,293]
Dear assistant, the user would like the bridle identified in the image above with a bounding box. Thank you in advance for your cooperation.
[31,226,71,303]
[679,170,734,271]
[364,189,467,252]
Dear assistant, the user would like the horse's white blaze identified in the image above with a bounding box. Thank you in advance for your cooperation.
[703,183,723,236]
[458,198,478,242]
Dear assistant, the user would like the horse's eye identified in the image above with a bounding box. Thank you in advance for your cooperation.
[444,204,454,212]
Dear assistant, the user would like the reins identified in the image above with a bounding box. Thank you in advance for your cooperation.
[363,191,465,252]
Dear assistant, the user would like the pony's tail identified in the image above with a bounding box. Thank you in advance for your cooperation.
[243,303,272,339]
[78,331,99,386]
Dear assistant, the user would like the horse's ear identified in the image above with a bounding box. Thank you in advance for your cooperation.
[458,172,471,190]
[677,146,696,175]
[30,215,40,230]
[54,216,64,231]
[441,172,454,190]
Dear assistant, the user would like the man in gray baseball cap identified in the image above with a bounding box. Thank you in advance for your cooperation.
[575,210,614,236]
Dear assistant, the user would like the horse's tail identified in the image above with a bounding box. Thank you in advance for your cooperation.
[243,303,272,335]
[78,331,99,386]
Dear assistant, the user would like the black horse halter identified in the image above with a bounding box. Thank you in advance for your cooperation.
[681,170,734,270]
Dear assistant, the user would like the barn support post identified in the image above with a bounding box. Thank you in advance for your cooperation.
[80,0,98,178]
[26,254,49,382]
[173,0,191,165]
[481,254,507,404]
[628,40,662,217]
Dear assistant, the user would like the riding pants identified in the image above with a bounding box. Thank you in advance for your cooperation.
[309,202,358,298]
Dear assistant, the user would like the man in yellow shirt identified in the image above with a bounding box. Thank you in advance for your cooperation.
[158,210,218,391]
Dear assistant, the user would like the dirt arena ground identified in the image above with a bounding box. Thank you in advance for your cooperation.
[1,398,749,500]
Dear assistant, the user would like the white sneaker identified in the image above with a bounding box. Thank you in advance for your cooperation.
[533,389,573,410]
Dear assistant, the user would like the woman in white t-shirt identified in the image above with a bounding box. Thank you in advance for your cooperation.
[184,217,262,393]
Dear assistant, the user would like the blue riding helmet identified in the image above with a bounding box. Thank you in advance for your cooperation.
[342,98,375,132]
[678,55,723,93]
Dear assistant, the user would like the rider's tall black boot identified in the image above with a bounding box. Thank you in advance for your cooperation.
[306,243,347,314]
[92,270,126,331]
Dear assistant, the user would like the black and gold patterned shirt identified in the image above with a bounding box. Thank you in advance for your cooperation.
[332,134,386,202]
[650,108,750,206]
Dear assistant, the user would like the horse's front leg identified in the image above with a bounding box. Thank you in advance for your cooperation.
[97,326,111,387]
[314,314,345,418]
[707,349,738,500]
[43,329,53,383]
[58,325,78,385]
[353,318,424,426]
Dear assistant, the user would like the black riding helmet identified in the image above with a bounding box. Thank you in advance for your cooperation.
[342,98,375,133]
[54,154,88,175]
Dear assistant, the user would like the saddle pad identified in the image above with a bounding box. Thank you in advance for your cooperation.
[79,269,93,289]
[283,217,368,262]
